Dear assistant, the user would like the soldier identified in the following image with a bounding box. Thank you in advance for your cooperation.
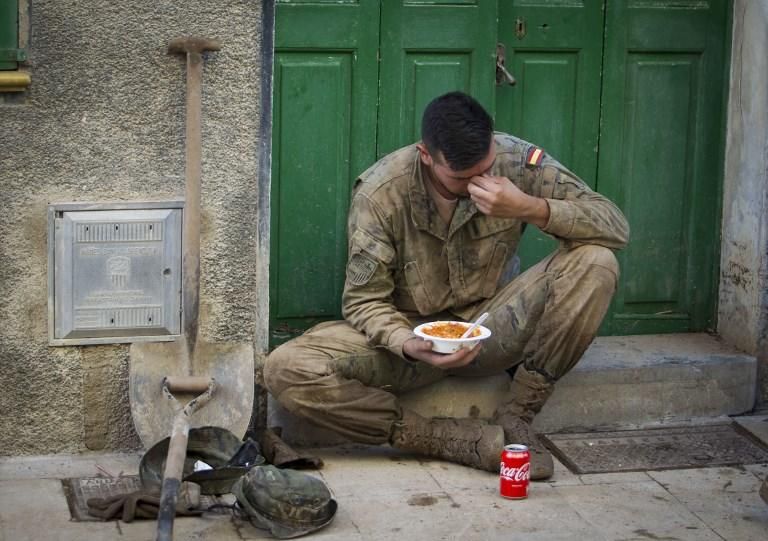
[263,91,629,480]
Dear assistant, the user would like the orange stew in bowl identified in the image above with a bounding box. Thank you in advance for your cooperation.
[422,322,480,339]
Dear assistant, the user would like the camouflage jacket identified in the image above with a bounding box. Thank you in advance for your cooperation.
[342,133,629,358]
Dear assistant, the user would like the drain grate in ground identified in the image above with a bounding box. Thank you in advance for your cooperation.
[542,423,768,475]
[62,476,224,521]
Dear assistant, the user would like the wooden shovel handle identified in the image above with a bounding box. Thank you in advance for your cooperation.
[163,376,213,393]
[156,377,215,541]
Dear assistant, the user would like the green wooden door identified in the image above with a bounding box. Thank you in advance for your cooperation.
[495,0,606,269]
[271,0,730,343]
[270,1,380,346]
[597,0,730,334]
[494,0,728,334]
[272,0,498,346]
[377,0,497,157]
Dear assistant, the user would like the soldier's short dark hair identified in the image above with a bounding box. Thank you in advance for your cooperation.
[421,91,494,171]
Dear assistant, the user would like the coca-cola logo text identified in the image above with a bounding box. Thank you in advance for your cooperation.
[500,462,530,481]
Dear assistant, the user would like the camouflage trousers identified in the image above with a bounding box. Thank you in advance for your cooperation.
[263,244,618,444]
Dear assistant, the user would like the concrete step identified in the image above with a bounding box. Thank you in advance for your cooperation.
[267,333,757,446]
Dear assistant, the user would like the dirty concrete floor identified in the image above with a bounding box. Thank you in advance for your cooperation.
[1,440,767,541]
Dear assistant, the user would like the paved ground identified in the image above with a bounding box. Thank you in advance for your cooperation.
[1,438,767,541]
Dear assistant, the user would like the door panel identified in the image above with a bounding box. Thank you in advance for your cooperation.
[272,55,352,316]
[270,1,380,346]
[378,0,497,157]
[598,0,729,334]
[496,0,605,270]
[511,53,579,162]
[621,56,695,306]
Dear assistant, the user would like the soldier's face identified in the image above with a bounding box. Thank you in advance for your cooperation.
[417,143,496,198]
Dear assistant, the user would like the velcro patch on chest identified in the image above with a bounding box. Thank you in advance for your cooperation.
[526,146,544,168]
[347,253,378,286]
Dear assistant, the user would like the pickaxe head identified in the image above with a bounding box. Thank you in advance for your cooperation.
[168,37,221,56]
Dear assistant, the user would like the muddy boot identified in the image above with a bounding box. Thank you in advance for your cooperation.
[492,366,555,481]
[390,410,504,472]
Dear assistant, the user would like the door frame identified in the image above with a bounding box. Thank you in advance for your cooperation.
[255,0,275,359]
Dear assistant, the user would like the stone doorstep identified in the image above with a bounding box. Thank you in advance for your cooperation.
[268,333,758,447]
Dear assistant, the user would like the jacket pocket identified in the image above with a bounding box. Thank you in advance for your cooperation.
[467,216,520,239]
[403,261,433,315]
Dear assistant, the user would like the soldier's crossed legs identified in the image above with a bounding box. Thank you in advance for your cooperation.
[262,244,618,444]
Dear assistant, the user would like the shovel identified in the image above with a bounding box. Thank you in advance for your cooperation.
[128,36,254,539]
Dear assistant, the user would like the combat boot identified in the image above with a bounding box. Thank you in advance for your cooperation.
[390,410,504,472]
[492,366,555,480]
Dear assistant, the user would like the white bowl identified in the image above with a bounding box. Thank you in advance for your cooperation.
[413,321,492,354]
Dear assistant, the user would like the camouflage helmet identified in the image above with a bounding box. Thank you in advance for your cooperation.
[232,465,337,539]
[140,426,264,495]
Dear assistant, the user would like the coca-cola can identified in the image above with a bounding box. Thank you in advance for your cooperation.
[499,444,530,499]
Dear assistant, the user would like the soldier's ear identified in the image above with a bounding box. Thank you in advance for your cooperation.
[416,143,433,167]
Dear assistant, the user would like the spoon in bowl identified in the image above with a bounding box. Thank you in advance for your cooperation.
[460,312,490,339]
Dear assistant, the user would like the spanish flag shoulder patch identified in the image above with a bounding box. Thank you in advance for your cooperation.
[525,146,544,168]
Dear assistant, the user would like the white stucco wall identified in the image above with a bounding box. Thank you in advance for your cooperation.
[719,0,768,404]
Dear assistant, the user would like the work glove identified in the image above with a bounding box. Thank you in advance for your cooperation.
[87,482,203,522]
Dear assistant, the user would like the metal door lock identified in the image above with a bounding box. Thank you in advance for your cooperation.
[515,17,526,40]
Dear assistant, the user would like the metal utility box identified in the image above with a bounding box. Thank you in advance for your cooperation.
[48,202,183,345]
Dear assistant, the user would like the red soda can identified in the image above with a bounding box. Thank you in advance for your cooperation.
[500,444,530,499]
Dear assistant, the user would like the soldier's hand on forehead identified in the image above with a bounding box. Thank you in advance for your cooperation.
[469,175,550,227]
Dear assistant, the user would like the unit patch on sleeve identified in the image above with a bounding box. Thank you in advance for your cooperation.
[526,146,544,168]
[347,253,378,286]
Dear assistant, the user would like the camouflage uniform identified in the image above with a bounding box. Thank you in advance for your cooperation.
[263,133,629,445]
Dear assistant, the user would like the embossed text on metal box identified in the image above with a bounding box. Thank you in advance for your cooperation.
[49,202,183,345]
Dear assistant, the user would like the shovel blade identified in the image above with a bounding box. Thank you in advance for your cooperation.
[129,340,255,448]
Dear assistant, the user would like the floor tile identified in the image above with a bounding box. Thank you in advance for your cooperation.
[554,480,722,541]
[649,467,768,541]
